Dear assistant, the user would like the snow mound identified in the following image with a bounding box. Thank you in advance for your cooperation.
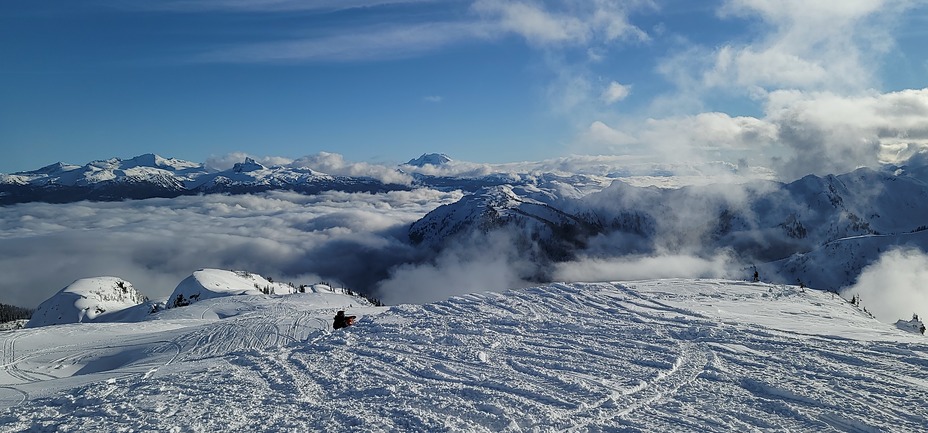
[166,268,313,308]
[26,277,147,328]
[167,269,267,307]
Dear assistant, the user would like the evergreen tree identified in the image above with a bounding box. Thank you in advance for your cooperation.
[0,303,34,323]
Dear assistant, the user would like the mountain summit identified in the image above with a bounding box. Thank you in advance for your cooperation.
[405,153,452,167]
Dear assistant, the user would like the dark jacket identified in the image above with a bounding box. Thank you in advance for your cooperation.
[333,311,355,329]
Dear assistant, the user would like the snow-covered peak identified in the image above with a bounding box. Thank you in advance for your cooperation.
[25,277,148,328]
[232,157,266,173]
[120,153,204,172]
[405,153,452,167]
[17,161,82,176]
[2,154,206,191]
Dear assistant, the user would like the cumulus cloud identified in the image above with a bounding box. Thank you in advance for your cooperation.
[844,247,928,323]
[706,0,907,94]
[0,189,462,308]
[578,87,928,181]
[594,0,925,181]
[766,88,928,178]
[602,81,631,104]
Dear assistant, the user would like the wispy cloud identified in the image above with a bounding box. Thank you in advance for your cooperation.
[197,22,493,63]
[194,0,653,64]
[422,95,443,103]
[117,0,439,13]
[471,0,650,47]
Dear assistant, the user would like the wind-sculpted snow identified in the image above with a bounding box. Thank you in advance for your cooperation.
[1,280,926,432]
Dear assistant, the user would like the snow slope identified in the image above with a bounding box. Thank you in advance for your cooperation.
[2,279,926,432]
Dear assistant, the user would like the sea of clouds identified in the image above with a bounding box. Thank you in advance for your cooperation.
[3,153,927,325]
[0,189,463,308]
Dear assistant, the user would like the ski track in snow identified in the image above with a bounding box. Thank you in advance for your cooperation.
[1,280,927,432]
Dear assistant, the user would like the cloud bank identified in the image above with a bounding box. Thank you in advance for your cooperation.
[585,88,928,180]
[844,247,928,323]
[377,230,536,305]
[0,189,462,308]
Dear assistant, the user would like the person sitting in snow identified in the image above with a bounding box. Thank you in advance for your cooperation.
[333,310,356,330]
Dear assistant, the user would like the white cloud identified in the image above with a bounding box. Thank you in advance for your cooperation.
[422,95,443,103]
[844,247,928,323]
[291,152,413,185]
[198,22,493,63]
[472,0,590,46]
[602,81,631,104]
[553,253,736,282]
[576,87,928,181]
[121,0,437,12]
[765,88,928,178]
[0,189,462,308]
[473,0,649,45]
[639,0,918,178]
[377,230,534,304]
[655,0,914,99]
[575,113,779,169]
[581,120,636,149]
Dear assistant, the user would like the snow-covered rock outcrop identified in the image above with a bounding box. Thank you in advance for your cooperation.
[26,277,148,328]
[895,316,927,335]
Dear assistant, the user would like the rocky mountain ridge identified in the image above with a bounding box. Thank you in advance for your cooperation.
[410,165,928,291]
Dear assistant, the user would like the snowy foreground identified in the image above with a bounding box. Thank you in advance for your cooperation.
[2,279,927,432]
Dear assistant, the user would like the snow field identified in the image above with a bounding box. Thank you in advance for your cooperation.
[1,280,926,432]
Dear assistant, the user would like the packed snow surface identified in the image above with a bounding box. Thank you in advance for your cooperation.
[2,279,926,432]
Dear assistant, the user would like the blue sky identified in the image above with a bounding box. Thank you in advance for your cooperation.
[2,0,927,178]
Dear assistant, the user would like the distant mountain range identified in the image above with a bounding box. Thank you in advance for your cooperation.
[0,154,410,204]
[5,153,928,292]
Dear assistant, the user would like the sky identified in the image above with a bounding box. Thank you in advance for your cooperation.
[2,0,927,177]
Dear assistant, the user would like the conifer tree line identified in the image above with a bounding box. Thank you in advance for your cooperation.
[0,303,33,323]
